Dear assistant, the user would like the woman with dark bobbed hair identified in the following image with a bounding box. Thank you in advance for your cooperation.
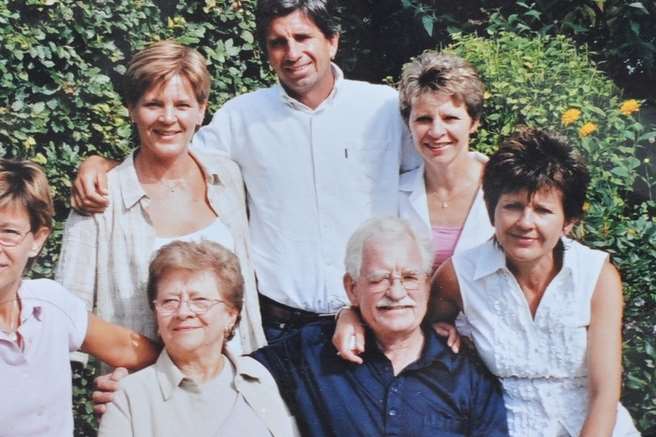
[335,128,639,436]
[434,128,639,436]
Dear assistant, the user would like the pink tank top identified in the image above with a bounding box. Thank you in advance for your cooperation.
[431,225,463,270]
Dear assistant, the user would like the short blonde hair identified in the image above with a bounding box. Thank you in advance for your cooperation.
[123,40,211,107]
[147,240,243,342]
[399,51,485,124]
[0,158,54,232]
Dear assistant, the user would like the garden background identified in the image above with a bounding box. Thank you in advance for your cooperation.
[1,0,655,435]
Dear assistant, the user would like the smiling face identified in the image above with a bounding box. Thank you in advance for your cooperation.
[345,235,429,341]
[129,74,206,163]
[494,187,573,269]
[154,268,238,361]
[265,9,339,107]
[409,92,479,169]
[0,202,49,299]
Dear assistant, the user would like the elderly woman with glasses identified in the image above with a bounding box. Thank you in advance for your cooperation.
[98,240,297,437]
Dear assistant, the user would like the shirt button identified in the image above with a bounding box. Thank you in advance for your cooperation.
[388,409,397,417]
[391,386,399,393]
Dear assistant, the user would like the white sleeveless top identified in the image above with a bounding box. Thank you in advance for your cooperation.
[452,238,639,437]
[153,218,235,252]
[153,218,242,354]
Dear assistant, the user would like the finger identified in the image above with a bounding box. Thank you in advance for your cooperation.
[337,348,363,365]
[111,367,128,381]
[353,330,365,354]
[451,336,461,354]
[94,404,107,416]
[96,172,109,196]
[91,389,114,405]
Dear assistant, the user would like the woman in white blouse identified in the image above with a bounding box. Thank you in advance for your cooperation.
[56,41,266,355]
[98,240,297,437]
[397,50,494,271]
[337,128,640,436]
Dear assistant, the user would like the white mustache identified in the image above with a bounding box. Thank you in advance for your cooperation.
[376,298,416,309]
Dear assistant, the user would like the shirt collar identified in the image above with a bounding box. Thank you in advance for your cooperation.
[118,149,223,210]
[472,237,577,280]
[155,347,262,400]
[155,349,187,401]
[399,164,425,194]
[363,323,458,374]
[277,63,344,112]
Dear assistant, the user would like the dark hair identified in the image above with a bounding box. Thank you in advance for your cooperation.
[255,0,340,55]
[147,240,243,342]
[399,51,485,124]
[483,128,590,224]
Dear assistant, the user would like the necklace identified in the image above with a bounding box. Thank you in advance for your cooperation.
[428,185,473,209]
[161,178,185,193]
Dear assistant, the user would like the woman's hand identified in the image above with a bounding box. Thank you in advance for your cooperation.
[332,308,366,364]
[432,322,461,354]
[92,367,128,416]
[71,155,118,214]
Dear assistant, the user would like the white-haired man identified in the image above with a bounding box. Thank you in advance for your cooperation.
[253,217,508,436]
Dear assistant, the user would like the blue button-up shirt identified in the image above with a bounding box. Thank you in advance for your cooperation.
[253,321,508,437]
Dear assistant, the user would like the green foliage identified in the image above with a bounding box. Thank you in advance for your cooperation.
[447,31,656,433]
[399,0,656,100]
[0,1,272,435]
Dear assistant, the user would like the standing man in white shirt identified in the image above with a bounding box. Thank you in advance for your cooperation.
[72,0,418,343]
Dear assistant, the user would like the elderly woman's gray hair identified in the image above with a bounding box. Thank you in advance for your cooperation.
[147,240,243,341]
[344,217,433,279]
[398,51,485,124]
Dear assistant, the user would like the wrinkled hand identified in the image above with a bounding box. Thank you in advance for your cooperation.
[433,322,461,354]
[332,308,365,364]
[71,155,111,214]
[92,367,128,416]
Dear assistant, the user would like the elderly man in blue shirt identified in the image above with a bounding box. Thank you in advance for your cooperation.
[253,217,508,437]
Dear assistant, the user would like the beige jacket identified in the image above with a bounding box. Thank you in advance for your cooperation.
[98,349,299,437]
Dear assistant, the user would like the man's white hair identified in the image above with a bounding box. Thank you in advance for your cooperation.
[344,216,433,279]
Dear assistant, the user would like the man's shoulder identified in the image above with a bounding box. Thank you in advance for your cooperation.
[340,78,398,101]
[253,320,336,366]
[222,84,278,109]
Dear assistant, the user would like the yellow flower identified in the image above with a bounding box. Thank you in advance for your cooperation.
[561,108,581,126]
[619,99,640,115]
[31,153,47,165]
[23,136,36,150]
[579,122,598,137]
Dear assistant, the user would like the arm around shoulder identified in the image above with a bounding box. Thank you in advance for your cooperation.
[428,259,463,323]
[81,314,160,371]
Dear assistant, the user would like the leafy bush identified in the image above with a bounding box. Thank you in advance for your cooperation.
[447,31,656,433]
[0,0,272,435]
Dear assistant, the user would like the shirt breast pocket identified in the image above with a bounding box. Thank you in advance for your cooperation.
[343,139,398,212]
[423,414,467,436]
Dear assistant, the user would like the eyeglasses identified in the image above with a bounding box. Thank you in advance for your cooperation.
[153,297,226,315]
[366,271,426,293]
[0,227,32,247]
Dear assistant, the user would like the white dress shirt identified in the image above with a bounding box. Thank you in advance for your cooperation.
[192,65,418,313]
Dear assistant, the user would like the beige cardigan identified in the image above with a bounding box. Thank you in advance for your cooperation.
[56,150,266,353]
